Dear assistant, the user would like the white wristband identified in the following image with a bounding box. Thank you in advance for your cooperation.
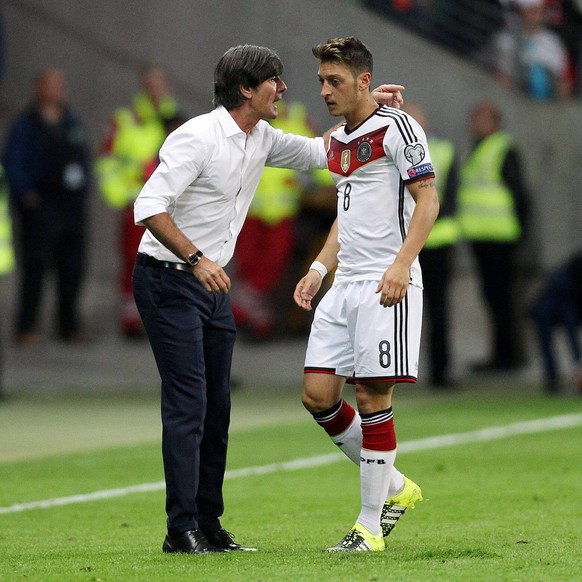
[309,260,328,280]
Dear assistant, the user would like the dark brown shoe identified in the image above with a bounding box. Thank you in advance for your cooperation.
[162,529,224,554]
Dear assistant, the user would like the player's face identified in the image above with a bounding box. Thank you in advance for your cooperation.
[318,62,360,118]
[250,75,287,120]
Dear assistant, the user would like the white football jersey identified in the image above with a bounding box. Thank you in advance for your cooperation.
[327,106,435,287]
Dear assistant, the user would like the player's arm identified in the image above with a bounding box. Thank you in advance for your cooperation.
[294,218,340,311]
[376,178,439,308]
[142,211,231,294]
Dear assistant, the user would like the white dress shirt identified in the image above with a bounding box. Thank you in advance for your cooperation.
[135,105,327,266]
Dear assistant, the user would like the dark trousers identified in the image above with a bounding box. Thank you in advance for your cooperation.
[470,241,520,366]
[529,291,581,386]
[420,245,453,385]
[13,203,85,337]
[132,262,236,535]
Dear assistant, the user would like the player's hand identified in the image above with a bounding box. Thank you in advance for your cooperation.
[192,257,231,293]
[294,272,323,311]
[371,84,405,109]
[375,262,410,307]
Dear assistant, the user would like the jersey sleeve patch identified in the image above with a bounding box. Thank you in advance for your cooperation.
[404,143,426,165]
[404,141,434,179]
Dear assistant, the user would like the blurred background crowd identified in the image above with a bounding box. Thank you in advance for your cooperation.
[0,0,580,399]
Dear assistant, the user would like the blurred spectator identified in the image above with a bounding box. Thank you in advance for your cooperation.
[458,101,530,373]
[231,100,317,340]
[528,252,582,395]
[2,67,91,345]
[488,0,573,99]
[96,65,179,339]
[367,0,505,58]
[405,102,460,389]
[0,163,15,398]
[545,0,582,95]
[0,3,4,84]
[422,0,506,56]
[366,0,419,26]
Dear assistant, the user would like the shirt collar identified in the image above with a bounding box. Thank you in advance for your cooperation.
[215,105,246,138]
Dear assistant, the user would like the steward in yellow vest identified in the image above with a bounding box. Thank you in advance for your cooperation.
[419,133,459,388]
[458,131,524,243]
[460,101,530,372]
[0,164,15,276]
[0,164,13,398]
[96,90,178,209]
[248,101,316,224]
[95,66,180,338]
[424,136,459,250]
[404,101,460,388]
[233,100,321,339]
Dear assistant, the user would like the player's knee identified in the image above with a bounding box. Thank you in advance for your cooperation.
[301,389,331,414]
[301,390,318,413]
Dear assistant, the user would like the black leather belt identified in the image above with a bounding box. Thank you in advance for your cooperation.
[135,253,191,273]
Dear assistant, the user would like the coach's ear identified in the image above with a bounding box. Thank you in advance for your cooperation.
[240,85,253,100]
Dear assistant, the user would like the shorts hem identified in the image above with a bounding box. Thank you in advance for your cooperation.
[346,375,417,385]
[304,367,337,375]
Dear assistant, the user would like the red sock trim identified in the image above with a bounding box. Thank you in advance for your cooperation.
[362,416,396,451]
[314,400,357,437]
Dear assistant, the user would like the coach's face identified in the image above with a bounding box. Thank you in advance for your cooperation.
[247,75,287,121]
[318,61,361,118]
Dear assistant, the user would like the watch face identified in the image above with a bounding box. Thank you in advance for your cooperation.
[188,252,202,267]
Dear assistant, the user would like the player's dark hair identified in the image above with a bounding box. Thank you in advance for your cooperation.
[312,36,373,76]
[213,45,283,110]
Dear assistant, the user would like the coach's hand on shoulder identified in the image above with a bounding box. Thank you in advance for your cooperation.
[372,84,405,109]
[193,257,231,294]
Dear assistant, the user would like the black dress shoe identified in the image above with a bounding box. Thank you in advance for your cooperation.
[162,529,224,554]
[202,528,258,552]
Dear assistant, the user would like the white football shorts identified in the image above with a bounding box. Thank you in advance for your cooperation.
[304,280,422,383]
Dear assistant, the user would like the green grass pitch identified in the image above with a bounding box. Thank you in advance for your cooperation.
[0,384,581,581]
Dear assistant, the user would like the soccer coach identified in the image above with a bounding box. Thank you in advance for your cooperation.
[132,43,404,554]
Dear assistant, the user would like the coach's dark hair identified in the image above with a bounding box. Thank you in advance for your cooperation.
[213,45,283,110]
[312,36,373,76]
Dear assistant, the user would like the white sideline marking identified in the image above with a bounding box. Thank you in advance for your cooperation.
[1,413,581,516]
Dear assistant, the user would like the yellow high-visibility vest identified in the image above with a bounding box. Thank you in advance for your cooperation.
[249,102,315,225]
[96,92,178,209]
[424,137,460,250]
[0,165,15,275]
[458,132,521,242]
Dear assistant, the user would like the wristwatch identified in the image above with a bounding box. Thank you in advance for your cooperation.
[186,250,203,268]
